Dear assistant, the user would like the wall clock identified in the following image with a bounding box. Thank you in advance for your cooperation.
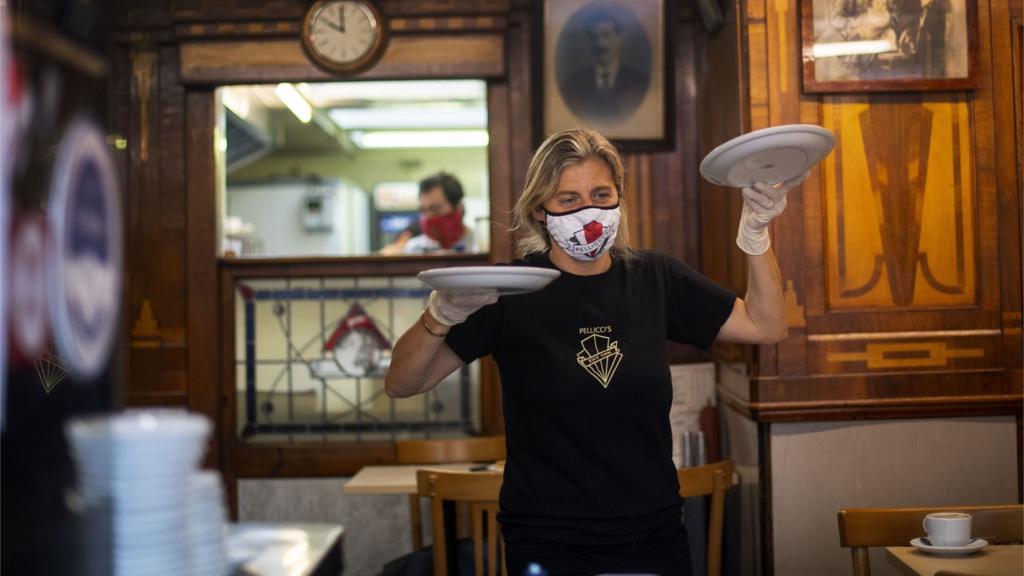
[302,0,387,74]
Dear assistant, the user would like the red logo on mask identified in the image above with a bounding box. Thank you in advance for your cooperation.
[582,221,604,244]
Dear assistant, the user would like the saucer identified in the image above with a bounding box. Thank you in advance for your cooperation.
[699,124,835,188]
[417,266,560,295]
[910,537,988,556]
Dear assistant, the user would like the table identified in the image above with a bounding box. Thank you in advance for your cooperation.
[229,523,345,576]
[885,545,1024,576]
[343,461,504,495]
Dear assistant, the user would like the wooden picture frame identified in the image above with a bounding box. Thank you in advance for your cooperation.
[801,0,978,92]
[535,0,673,150]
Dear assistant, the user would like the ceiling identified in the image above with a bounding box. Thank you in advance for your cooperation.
[220,80,489,170]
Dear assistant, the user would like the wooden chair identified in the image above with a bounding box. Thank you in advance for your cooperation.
[677,459,735,576]
[396,436,505,550]
[837,504,1024,576]
[416,468,504,576]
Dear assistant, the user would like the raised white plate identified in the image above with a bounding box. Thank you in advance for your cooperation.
[910,537,988,556]
[700,124,835,188]
[417,266,561,295]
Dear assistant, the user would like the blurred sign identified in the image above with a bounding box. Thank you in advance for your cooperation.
[372,181,419,211]
[47,117,122,380]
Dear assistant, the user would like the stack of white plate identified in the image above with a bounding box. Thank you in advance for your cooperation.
[66,409,211,576]
[189,470,228,576]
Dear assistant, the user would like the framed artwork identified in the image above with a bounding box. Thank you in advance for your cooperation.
[535,0,673,150]
[801,0,978,92]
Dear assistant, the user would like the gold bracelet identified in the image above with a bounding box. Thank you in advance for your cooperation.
[420,312,449,337]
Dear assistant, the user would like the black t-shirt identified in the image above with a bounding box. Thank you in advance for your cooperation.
[444,250,737,544]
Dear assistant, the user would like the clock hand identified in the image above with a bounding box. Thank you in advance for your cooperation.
[322,18,346,33]
[336,4,346,32]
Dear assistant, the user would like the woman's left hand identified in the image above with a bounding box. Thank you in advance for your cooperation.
[735,172,808,255]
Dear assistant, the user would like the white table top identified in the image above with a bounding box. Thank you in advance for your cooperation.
[344,462,503,495]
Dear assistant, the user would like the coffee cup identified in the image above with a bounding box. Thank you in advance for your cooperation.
[922,512,972,547]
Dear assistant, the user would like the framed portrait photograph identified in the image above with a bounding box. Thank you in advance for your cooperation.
[536,0,673,150]
[801,0,978,92]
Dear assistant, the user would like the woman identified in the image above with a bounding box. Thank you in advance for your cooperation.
[386,129,796,575]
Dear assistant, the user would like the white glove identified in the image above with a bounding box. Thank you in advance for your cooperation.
[735,173,807,255]
[427,289,499,327]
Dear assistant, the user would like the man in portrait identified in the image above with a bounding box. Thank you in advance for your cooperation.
[558,8,650,123]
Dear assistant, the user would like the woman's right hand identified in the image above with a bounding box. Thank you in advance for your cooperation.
[427,289,499,326]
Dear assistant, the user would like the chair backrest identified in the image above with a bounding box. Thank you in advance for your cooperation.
[677,459,735,576]
[396,435,506,464]
[396,436,505,550]
[837,504,1024,576]
[416,469,504,576]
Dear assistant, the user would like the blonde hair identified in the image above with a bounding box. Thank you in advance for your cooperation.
[511,128,635,259]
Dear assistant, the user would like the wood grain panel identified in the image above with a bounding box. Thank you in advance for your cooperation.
[698,0,749,367]
[822,95,978,310]
[486,82,513,262]
[505,8,533,260]
[996,4,1024,372]
[233,443,396,477]
[168,0,512,22]
[186,90,222,470]
[179,35,504,84]
[811,336,1000,374]
[719,370,1021,422]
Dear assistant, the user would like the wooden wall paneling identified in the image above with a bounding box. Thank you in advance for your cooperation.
[186,90,222,470]
[700,0,752,365]
[744,0,770,132]
[505,6,533,242]
[959,0,1002,314]
[808,333,1002,375]
[659,19,708,366]
[757,422,775,576]
[481,78,512,436]
[805,309,1001,334]
[820,94,983,314]
[487,81,514,264]
[622,155,644,250]
[636,155,654,250]
[110,0,173,31]
[698,0,750,356]
[990,0,1024,375]
[764,0,811,378]
[156,45,190,399]
[232,443,396,477]
[220,254,489,279]
[126,45,170,404]
[169,0,513,22]
[674,20,701,268]
[742,370,1020,421]
[219,266,238,517]
[179,34,505,85]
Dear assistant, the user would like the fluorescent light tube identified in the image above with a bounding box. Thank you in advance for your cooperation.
[350,130,489,149]
[275,83,312,124]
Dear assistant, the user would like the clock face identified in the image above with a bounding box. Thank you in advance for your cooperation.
[305,0,383,71]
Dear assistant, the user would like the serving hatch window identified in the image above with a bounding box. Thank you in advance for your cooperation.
[216,80,490,258]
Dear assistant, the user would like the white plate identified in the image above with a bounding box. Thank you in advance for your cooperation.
[699,124,835,188]
[417,266,561,295]
[910,537,988,556]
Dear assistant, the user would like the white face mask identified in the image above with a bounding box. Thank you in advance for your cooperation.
[544,204,621,261]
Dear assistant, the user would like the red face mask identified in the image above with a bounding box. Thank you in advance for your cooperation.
[419,206,464,249]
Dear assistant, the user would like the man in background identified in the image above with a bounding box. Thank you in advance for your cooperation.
[403,172,475,254]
